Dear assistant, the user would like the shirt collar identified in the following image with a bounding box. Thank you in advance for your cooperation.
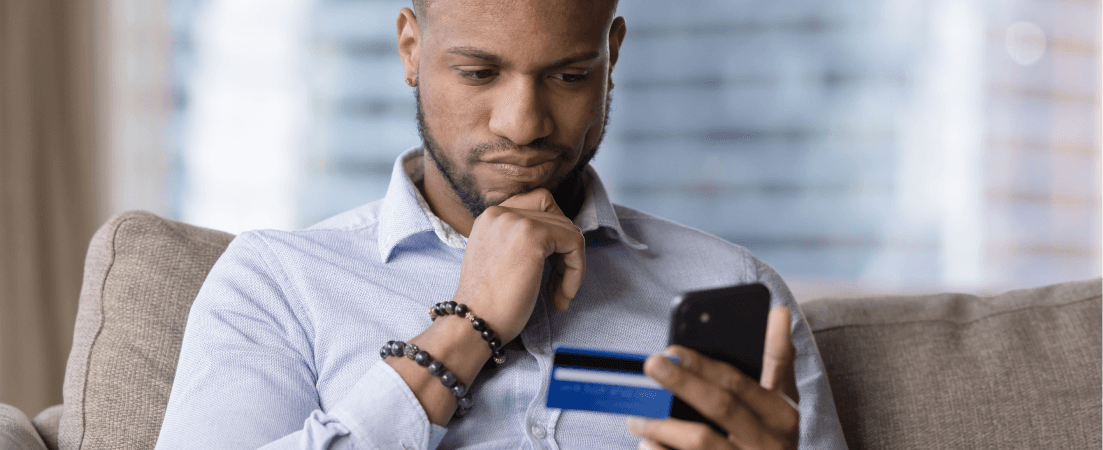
[377,147,646,263]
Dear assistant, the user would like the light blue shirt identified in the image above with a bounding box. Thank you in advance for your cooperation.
[156,148,846,449]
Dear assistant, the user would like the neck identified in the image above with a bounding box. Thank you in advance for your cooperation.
[551,169,587,221]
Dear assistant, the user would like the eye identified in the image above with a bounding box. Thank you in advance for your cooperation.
[552,72,589,83]
[458,68,498,82]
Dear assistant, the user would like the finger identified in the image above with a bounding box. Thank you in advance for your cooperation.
[662,345,800,433]
[644,354,773,446]
[626,417,738,450]
[498,188,565,215]
[760,307,799,404]
[544,222,585,311]
[638,439,670,450]
[481,206,576,229]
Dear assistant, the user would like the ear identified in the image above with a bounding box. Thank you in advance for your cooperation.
[607,17,626,90]
[396,8,422,85]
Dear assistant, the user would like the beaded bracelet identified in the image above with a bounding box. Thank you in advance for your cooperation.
[379,340,475,417]
[429,301,507,364]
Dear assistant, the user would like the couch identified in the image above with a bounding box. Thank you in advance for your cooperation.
[0,211,1099,449]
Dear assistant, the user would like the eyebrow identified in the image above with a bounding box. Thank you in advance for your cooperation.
[446,46,600,69]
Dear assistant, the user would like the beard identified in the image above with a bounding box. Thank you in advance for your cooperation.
[415,87,611,218]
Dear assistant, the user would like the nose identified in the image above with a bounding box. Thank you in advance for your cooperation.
[488,76,554,147]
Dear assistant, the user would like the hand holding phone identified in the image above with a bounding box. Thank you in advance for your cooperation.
[626,283,801,449]
[667,283,771,433]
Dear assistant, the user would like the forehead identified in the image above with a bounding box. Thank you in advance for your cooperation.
[424,0,612,62]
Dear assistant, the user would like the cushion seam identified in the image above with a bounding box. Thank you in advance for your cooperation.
[811,294,1102,333]
[75,216,133,449]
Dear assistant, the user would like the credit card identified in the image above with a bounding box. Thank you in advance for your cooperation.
[546,347,673,418]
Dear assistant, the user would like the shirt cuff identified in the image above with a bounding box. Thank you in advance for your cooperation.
[327,361,447,449]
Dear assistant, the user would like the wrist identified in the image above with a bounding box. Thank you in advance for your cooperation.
[453,288,526,343]
[412,315,493,370]
[386,315,491,425]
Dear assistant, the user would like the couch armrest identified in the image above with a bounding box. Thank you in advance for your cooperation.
[0,403,47,450]
[32,405,62,450]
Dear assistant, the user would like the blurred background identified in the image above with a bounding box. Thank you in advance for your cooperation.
[1,0,1099,416]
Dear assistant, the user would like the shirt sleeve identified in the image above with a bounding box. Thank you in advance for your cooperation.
[754,258,848,450]
[154,233,448,450]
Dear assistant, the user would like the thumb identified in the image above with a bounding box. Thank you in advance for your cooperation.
[760,306,799,404]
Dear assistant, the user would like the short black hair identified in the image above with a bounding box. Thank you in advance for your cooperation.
[411,0,619,31]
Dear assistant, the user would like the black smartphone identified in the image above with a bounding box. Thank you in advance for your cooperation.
[667,282,771,434]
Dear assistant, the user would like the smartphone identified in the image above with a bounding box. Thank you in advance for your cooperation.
[667,282,771,434]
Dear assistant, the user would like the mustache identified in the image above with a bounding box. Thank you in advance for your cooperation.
[464,137,574,166]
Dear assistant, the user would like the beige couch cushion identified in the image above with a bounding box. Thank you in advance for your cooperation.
[802,278,1102,449]
[58,211,233,450]
[0,404,47,450]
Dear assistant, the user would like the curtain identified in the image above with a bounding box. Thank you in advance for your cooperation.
[0,0,101,415]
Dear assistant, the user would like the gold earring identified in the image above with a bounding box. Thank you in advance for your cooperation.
[405,77,417,87]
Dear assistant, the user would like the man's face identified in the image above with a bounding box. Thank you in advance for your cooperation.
[405,0,624,217]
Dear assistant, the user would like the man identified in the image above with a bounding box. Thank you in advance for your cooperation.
[156,0,846,448]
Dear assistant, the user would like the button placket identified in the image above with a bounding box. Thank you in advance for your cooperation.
[521,289,556,448]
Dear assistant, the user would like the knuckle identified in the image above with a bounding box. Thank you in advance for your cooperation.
[483,205,505,217]
[477,206,505,226]
[533,187,554,202]
[781,407,800,433]
[723,371,748,394]
[514,216,540,235]
[573,231,586,246]
[707,392,737,417]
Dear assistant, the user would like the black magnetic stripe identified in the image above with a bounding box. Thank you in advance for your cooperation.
[553,353,645,373]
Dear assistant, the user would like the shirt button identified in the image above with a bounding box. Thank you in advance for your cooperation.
[531,424,547,439]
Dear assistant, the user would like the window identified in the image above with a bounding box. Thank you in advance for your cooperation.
[165,0,1101,298]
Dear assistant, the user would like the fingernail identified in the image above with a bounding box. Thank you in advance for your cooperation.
[626,416,650,434]
[663,354,681,366]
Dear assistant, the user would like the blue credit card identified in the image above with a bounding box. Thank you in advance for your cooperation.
[546,347,673,418]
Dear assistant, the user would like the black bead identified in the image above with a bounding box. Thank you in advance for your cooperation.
[454,304,469,317]
[428,360,445,376]
[481,329,495,342]
[415,350,432,366]
[451,382,468,398]
[453,406,469,418]
[443,302,455,314]
[433,305,444,317]
[390,341,405,357]
[471,318,486,331]
[379,345,390,360]
[457,393,474,409]
[493,348,507,358]
[440,371,457,388]
[488,337,502,351]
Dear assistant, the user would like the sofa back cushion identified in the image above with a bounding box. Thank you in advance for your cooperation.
[58,211,233,450]
[802,278,1102,449]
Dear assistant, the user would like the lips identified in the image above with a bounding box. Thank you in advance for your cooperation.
[480,153,562,184]
[481,152,560,167]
